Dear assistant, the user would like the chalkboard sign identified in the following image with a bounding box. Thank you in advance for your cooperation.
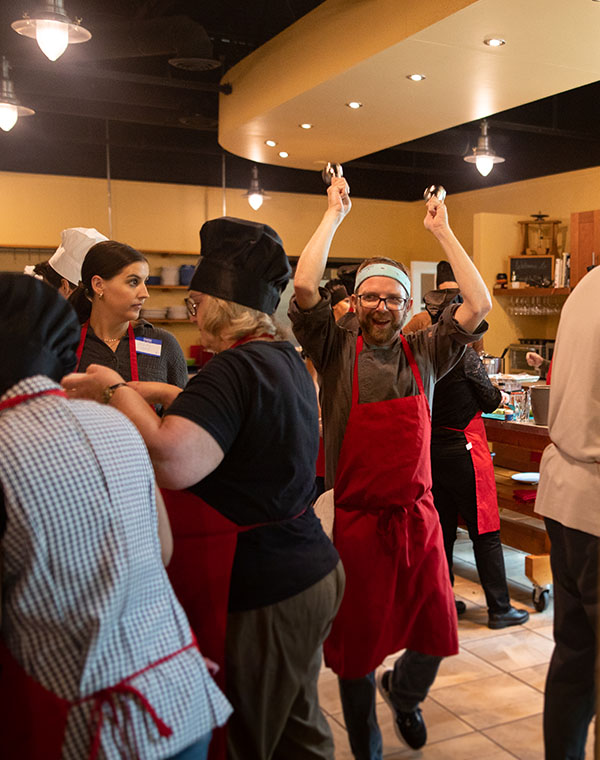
[509,255,554,287]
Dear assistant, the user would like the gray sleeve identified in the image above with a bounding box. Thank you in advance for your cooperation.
[407,303,488,384]
[288,289,354,375]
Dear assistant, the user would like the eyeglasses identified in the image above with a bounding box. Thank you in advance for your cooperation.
[356,293,407,311]
[184,296,198,317]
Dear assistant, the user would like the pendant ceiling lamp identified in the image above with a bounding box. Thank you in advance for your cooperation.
[464,119,505,177]
[0,57,35,132]
[243,165,270,211]
[12,0,91,62]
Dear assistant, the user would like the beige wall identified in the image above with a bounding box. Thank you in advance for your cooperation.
[2,164,599,357]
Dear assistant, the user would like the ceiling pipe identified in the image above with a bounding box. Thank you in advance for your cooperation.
[64,15,219,71]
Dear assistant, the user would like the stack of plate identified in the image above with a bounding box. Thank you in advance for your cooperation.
[141,307,168,320]
[167,305,188,320]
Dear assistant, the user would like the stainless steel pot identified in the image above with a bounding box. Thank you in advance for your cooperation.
[481,354,502,375]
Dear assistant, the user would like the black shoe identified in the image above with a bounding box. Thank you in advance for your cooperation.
[376,670,427,749]
[455,599,466,615]
[488,606,530,629]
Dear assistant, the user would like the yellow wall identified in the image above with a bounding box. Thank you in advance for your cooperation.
[2,164,599,357]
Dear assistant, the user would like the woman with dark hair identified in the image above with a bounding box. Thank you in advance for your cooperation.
[70,240,188,388]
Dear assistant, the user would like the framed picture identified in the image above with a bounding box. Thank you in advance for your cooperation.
[508,255,554,287]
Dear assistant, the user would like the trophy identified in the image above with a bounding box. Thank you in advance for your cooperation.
[322,162,344,186]
[423,184,447,203]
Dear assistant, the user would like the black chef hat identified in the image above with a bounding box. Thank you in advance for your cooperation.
[0,274,79,396]
[325,279,349,306]
[337,263,359,295]
[190,217,291,315]
[436,260,457,288]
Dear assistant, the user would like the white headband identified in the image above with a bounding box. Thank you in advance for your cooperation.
[355,263,411,298]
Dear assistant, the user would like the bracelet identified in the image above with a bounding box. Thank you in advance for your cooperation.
[102,382,128,404]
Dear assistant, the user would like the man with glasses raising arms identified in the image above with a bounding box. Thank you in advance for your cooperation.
[289,177,492,760]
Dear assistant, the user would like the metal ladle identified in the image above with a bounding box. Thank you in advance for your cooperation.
[322,162,344,186]
[423,184,447,203]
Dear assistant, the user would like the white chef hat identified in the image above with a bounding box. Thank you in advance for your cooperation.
[48,227,108,285]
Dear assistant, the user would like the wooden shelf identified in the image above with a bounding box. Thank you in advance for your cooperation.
[147,284,189,290]
[493,287,570,297]
[146,319,194,324]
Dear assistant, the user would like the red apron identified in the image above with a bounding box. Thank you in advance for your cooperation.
[0,388,191,760]
[75,321,139,381]
[160,488,308,760]
[441,411,500,534]
[324,335,458,679]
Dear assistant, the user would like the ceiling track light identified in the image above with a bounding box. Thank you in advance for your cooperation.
[0,57,35,132]
[243,165,270,211]
[464,119,505,177]
[12,0,91,62]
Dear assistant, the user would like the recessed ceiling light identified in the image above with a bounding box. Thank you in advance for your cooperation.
[406,73,426,82]
[264,139,277,147]
[346,101,363,109]
[278,151,289,158]
[483,36,506,47]
[299,123,313,129]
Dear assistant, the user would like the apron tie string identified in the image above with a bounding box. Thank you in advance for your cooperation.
[77,638,196,760]
[86,683,173,760]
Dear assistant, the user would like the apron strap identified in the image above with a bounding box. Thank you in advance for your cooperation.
[0,388,67,412]
[75,321,139,382]
[440,410,482,434]
[399,335,426,396]
[351,334,426,405]
[127,323,139,382]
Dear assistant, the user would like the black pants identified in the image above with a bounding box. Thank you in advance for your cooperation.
[543,517,598,760]
[431,447,510,614]
[338,651,442,760]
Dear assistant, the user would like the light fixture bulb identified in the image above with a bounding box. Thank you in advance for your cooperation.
[0,103,18,132]
[346,101,363,109]
[406,73,426,82]
[243,164,270,210]
[475,155,494,177]
[299,123,313,129]
[278,151,289,158]
[265,139,277,147]
[248,193,264,211]
[36,19,69,60]
[464,119,505,176]
[483,37,506,47]
[12,3,92,62]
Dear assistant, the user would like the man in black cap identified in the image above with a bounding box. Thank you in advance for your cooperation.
[64,217,345,760]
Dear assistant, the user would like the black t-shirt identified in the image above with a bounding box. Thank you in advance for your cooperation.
[431,346,501,453]
[166,340,339,612]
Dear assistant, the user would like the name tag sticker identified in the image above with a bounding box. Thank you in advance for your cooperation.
[466,442,473,451]
[135,337,162,357]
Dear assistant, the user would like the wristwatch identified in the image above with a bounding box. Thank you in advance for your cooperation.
[102,382,128,404]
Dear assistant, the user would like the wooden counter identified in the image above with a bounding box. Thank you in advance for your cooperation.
[483,417,553,602]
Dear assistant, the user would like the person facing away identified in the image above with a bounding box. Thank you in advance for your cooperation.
[0,273,230,760]
[405,261,529,629]
[289,177,492,759]
[63,216,345,760]
[534,263,600,760]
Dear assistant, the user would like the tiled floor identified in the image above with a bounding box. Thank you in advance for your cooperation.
[318,531,595,758]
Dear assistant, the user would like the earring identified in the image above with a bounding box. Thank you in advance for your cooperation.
[99,292,104,299]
